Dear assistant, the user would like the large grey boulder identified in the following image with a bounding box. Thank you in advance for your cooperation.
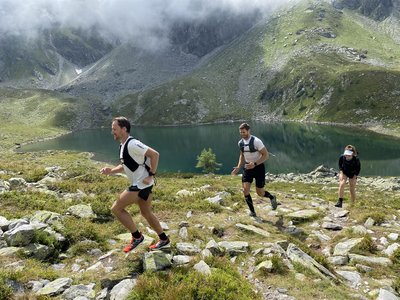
[336,270,361,288]
[388,233,399,241]
[352,225,368,235]
[8,219,29,231]
[4,224,35,246]
[205,239,224,256]
[193,260,211,275]
[328,256,348,265]
[28,280,46,293]
[309,165,337,178]
[255,260,273,272]
[218,241,249,255]
[30,211,64,230]
[143,251,172,271]
[286,243,337,280]
[36,278,73,296]
[348,254,392,266]
[206,195,224,205]
[287,209,319,220]
[0,247,20,257]
[321,222,343,231]
[109,279,136,300]
[383,243,400,257]
[364,217,375,227]
[333,238,364,256]
[235,223,271,237]
[376,288,400,300]
[67,204,96,219]
[5,279,24,295]
[23,243,54,260]
[8,177,27,190]
[172,255,192,266]
[179,227,188,239]
[0,216,10,231]
[176,242,201,255]
[62,284,96,300]
[0,180,10,193]
[333,210,349,218]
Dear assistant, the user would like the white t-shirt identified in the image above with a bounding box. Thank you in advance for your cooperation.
[239,135,265,163]
[120,137,154,189]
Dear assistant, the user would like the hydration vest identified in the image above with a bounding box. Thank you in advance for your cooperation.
[239,136,257,153]
[120,137,150,173]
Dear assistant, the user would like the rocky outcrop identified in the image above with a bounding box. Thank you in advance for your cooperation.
[1,170,400,300]
[333,0,394,21]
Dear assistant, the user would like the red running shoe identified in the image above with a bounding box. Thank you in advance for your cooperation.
[149,238,170,251]
[123,235,144,253]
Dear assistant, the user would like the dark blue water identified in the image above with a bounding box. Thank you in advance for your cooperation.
[19,122,400,176]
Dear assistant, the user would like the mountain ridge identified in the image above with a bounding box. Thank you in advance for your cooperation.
[0,0,399,139]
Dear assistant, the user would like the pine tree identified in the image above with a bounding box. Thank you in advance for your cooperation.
[195,148,222,173]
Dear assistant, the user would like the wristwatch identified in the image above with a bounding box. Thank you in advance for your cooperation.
[148,171,156,176]
[254,162,257,166]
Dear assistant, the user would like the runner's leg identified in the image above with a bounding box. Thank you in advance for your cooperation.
[111,190,139,233]
[138,194,163,234]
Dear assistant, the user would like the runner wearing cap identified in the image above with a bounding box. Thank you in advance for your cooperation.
[335,145,361,208]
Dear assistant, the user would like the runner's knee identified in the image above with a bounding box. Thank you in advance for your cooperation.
[242,188,250,195]
[111,201,124,214]
[140,208,152,219]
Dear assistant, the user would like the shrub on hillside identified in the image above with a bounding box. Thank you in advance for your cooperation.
[129,257,259,300]
[196,148,222,174]
[351,235,377,255]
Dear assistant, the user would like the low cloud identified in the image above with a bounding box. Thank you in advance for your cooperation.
[0,0,297,47]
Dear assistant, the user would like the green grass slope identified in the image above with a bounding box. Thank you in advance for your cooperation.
[0,88,106,150]
[113,0,400,132]
[0,151,399,299]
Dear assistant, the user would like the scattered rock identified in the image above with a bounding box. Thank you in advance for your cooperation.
[333,238,363,256]
[109,279,136,300]
[143,251,172,271]
[194,260,211,275]
[67,204,96,219]
[235,223,270,237]
[36,278,72,297]
[321,222,343,230]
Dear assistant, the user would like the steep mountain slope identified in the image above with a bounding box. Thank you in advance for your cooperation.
[333,0,394,21]
[0,87,105,150]
[0,28,113,89]
[57,10,262,102]
[112,0,400,128]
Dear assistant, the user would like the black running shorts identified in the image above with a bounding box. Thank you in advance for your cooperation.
[127,185,153,201]
[242,163,266,188]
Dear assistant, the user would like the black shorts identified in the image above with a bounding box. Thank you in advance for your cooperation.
[344,173,356,179]
[127,185,153,201]
[242,163,266,188]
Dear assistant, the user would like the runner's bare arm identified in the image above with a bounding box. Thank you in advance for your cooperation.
[231,152,245,175]
[100,164,124,175]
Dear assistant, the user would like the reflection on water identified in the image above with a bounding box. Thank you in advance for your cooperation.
[19,122,400,176]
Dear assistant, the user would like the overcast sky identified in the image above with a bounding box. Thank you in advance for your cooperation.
[0,0,297,47]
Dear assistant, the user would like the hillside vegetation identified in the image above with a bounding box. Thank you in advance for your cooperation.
[0,88,107,150]
[0,149,399,299]
[113,0,400,133]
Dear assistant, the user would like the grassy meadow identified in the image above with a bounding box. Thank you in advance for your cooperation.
[0,147,399,299]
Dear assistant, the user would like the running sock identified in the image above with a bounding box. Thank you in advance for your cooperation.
[245,194,255,214]
[158,232,168,241]
[339,197,344,201]
[132,230,142,239]
[264,191,274,200]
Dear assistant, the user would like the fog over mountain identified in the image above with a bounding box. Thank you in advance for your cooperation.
[0,0,298,49]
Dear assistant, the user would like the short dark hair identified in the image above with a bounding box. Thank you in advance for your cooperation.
[239,123,250,130]
[113,116,131,133]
